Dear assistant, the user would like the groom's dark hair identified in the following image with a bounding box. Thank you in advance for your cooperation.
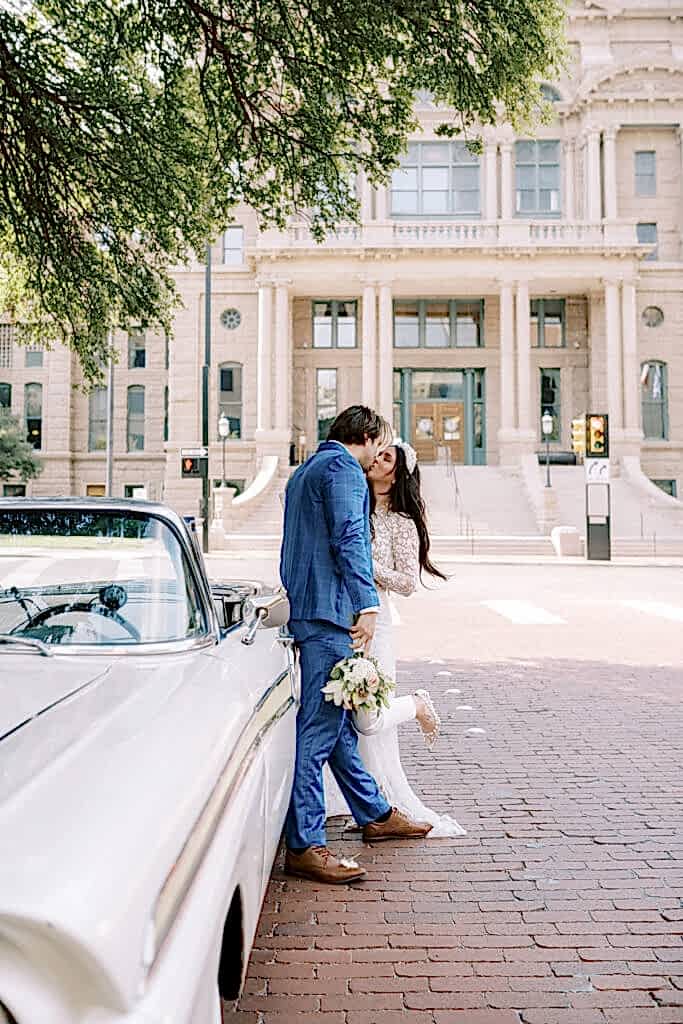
[327,405,386,446]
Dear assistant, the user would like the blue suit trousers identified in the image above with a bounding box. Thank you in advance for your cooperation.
[284,619,391,850]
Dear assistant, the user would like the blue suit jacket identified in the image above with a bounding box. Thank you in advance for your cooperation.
[280,441,379,629]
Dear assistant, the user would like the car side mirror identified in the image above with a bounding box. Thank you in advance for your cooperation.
[241,592,290,645]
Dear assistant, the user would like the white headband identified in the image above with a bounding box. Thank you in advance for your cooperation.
[393,437,418,475]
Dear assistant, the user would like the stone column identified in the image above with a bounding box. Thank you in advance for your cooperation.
[256,281,273,433]
[359,170,372,221]
[361,283,377,407]
[563,138,576,221]
[375,184,388,221]
[500,140,514,219]
[621,278,641,444]
[603,127,618,221]
[377,282,393,421]
[586,127,602,222]
[515,280,533,446]
[604,277,623,433]
[498,282,516,456]
[273,281,290,432]
[483,136,498,220]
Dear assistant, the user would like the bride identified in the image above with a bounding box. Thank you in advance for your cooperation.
[325,438,466,839]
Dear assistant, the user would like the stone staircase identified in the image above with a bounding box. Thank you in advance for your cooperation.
[212,458,683,559]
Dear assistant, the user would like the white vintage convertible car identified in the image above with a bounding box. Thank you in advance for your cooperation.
[0,497,298,1024]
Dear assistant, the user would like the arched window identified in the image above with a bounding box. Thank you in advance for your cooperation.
[217,362,242,439]
[641,360,668,440]
[25,382,42,449]
[540,83,562,103]
[127,385,145,451]
[88,387,107,451]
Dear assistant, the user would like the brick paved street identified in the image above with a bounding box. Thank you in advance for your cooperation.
[226,565,683,1024]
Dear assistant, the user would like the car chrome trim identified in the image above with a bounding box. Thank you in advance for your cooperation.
[0,666,111,744]
[149,671,294,967]
[0,633,52,656]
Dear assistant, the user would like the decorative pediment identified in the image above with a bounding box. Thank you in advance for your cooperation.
[574,61,683,106]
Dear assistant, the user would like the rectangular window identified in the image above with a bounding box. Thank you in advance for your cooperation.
[218,363,242,439]
[223,225,244,265]
[127,386,145,451]
[25,348,44,368]
[163,385,169,443]
[128,330,146,368]
[312,301,357,348]
[652,479,677,498]
[515,140,561,215]
[641,361,667,439]
[316,369,337,441]
[0,383,10,408]
[0,324,13,369]
[390,141,481,217]
[3,483,26,497]
[530,299,565,348]
[635,151,656,197]
[637,222,658,260]
[540,369,561,442]
[25,382,42,449]
[88,387,108,451]
[124,484,148,499]
[393,299,484,348]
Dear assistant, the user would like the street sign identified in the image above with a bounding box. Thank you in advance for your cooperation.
[181,446,209,458]
[585,458,610,484]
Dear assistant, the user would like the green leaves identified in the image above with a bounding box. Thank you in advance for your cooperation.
[0,0,566,380]
[0,409,43,483]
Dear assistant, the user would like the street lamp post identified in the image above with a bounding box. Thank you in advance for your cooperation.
[541,409,553,488]
[218,413,230,488]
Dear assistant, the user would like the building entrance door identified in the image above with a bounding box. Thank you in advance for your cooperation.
[412,402,465,463]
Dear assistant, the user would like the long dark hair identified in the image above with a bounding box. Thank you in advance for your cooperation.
[370,446,446,582]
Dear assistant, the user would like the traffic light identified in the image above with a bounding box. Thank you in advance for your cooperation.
[181,455,201,477]
[571,416,586,457]
[586,413,609,457]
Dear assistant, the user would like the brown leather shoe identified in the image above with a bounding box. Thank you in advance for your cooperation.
[284,845,366,884]
[362,807,433,843]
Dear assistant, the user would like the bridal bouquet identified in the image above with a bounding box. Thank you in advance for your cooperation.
[321,654,395,713]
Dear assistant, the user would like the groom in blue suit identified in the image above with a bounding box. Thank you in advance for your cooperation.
[280,406,431,884]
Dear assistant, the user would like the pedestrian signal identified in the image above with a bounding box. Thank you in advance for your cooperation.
[181,455,200,477]
[571,416,586,456]
[586,413,608,457]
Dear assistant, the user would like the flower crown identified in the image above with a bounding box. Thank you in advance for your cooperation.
[392,437,418,475]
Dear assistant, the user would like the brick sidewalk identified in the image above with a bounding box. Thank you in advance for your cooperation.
[231,657,683,1024]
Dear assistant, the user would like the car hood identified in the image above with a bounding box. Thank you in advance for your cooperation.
[0,653,111,743]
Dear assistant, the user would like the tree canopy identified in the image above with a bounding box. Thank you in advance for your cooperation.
[0,0,566,380]
[0,408,43,482]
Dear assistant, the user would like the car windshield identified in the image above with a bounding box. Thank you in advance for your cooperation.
[0,508,207,648]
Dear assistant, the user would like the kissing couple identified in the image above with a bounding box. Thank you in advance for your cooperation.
[280,405,465,885]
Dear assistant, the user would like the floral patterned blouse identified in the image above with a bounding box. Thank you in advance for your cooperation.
[371,504,420,597]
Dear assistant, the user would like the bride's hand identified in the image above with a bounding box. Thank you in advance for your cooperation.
[350,612,377,652]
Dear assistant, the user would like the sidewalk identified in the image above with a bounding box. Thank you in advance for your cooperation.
[230,656,683,1024]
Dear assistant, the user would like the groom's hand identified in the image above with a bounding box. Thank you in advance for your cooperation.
[350,612,377,652]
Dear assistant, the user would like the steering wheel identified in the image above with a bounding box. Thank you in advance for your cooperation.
[20,601,141,642]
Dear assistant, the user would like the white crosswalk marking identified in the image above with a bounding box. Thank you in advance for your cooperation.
[482,599,566,625]
[621,599,683,622]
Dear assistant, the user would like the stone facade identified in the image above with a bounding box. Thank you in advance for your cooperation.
[3,0,683,512]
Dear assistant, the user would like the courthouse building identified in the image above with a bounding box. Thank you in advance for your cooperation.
[2,0,683,526]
